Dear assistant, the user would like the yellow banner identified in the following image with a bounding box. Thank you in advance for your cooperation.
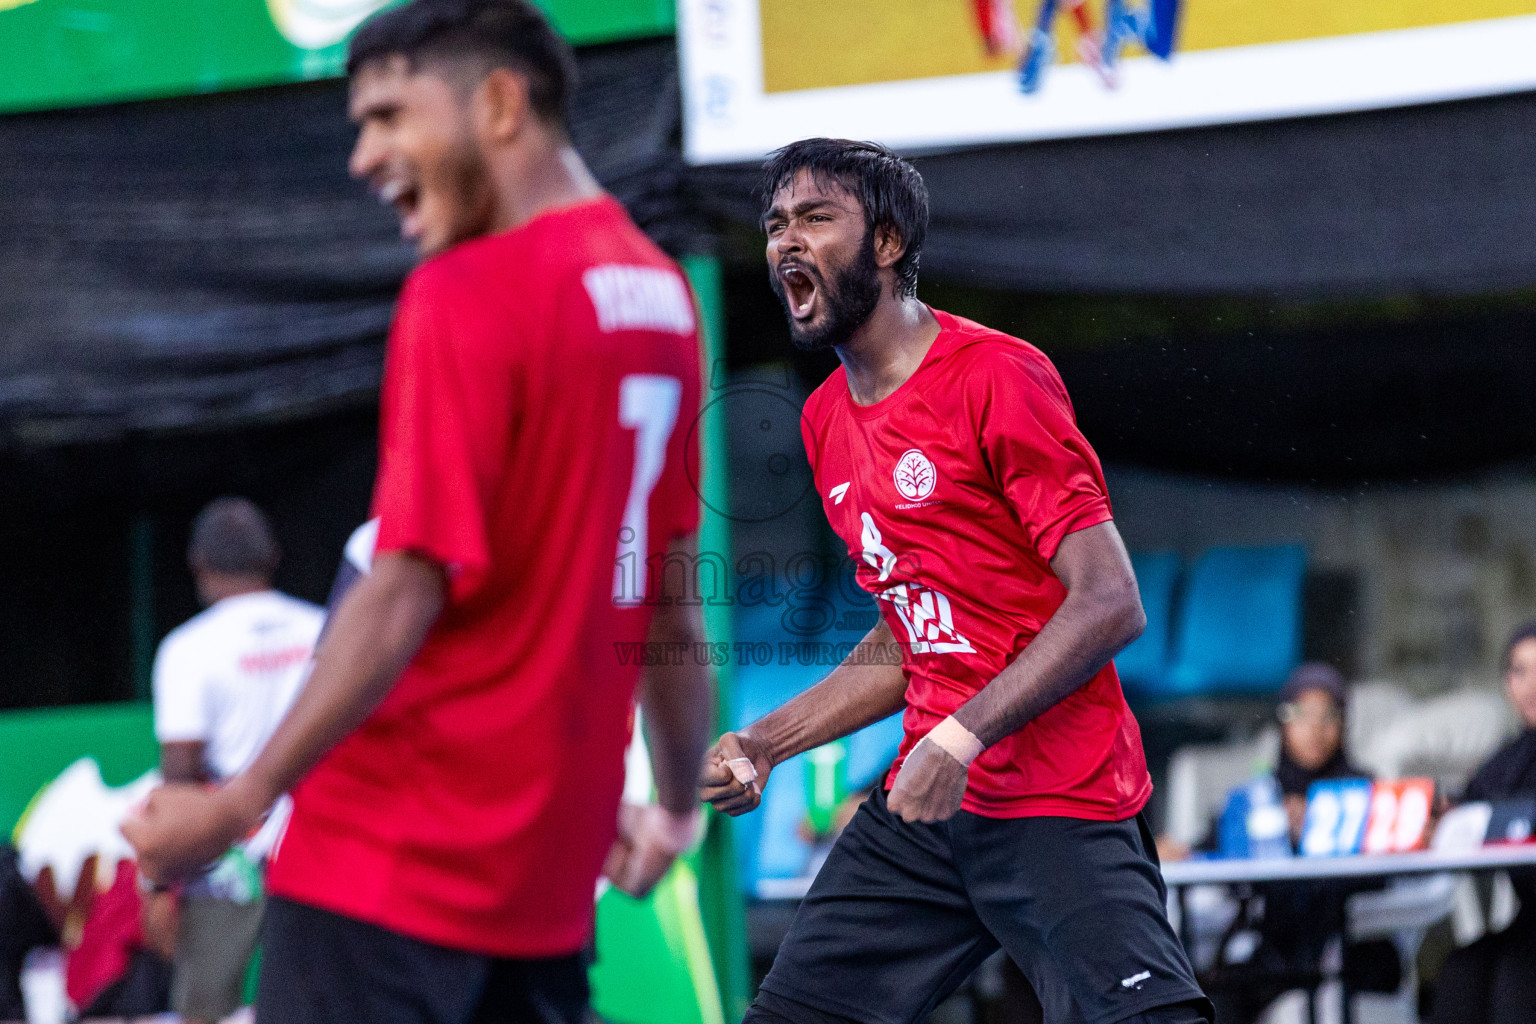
[761,0,1536,94]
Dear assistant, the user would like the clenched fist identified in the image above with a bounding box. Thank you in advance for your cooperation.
[122,781,263,885]
[697,731,772,816]
[886,736,969,824]
[602,803,703,899]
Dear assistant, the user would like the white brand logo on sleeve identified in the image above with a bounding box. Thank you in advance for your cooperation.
[828,482,850,505]
[893,449,936,501]
[583,265,697,336]
[1120,971,1152,990]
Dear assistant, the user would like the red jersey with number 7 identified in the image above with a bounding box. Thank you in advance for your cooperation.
[267,196,702,957]
[800,309,1150,820]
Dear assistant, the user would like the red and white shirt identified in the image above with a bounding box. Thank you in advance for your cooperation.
[801,309,1151,820]
[268,196,702,957]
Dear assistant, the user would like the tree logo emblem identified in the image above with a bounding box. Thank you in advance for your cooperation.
[892,449,937,501]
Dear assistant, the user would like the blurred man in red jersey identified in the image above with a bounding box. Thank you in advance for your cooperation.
[125,3,712,1021]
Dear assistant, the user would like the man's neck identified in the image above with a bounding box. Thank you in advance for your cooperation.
[198,574,270,607]
[835,296,941,406]
[487,137,604,235]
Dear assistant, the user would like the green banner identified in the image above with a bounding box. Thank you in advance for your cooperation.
[0,0,675,114]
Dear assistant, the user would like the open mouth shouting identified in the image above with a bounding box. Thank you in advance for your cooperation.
[377,176,424,241]
[778,261,820,322]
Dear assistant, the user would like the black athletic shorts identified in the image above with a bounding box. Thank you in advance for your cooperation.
[749,787,1212,1024]
[255,896,589,1024]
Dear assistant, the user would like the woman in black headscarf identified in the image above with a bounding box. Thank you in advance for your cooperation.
[1205,663,1400,1024]
[1429,622,1536,1024]
[1273,662,1357,843]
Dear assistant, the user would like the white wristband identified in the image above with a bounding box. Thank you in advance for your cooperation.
[926,716,984,767]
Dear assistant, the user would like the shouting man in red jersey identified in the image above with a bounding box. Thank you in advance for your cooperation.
[123,3,712,1022]
[700,139,1212,1024]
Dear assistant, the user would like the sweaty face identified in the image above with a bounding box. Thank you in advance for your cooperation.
[348,56,498,258]
[764,172,883,352]
[1280,688,1344,773]
[1508,638,1536,729]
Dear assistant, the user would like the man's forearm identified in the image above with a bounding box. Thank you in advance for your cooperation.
[952,585,1142,748]
[747,621,908,766]
[230,553,445,813]
[159,742,209,785]
[641,607,715,816]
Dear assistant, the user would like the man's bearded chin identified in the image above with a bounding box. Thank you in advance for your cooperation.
[774,237,883,353]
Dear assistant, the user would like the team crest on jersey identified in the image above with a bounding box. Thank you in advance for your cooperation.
[893,448,937,502]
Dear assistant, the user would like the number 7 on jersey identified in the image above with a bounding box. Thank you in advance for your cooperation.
[612,374,682,606]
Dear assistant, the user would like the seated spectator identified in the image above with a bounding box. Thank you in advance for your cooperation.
[1272,663,1357,844]
[0,843,57,1020]
[10,759,172,1019]
[70,858,172,1018]
[1428,622,1536,1024]
[1200,663,1401,1023]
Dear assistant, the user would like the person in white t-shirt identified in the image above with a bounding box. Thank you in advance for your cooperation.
[150,497,323,1024]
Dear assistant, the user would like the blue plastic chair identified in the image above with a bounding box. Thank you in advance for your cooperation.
[1164,545,1306,697]
[1115,550,1180,697]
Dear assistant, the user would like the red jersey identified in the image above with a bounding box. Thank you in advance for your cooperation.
[801,309,1150,820]
[268,196,702,957]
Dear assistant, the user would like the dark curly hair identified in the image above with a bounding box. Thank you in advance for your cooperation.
[758,138,929,299]
[347,0,576,125]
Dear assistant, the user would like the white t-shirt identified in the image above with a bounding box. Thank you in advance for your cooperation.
[152,590,323,782]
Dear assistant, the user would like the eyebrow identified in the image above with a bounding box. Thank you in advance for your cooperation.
[762,197,839,226]
[349,98,400,123]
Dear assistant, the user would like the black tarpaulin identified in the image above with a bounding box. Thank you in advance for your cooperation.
[0,38,691,447]
[723,262,1536,485]
[694,90,1536,297]
[4,45,1536,474]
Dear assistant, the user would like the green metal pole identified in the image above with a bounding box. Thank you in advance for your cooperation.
[129,512,156,700]
[681,253,749,1023]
